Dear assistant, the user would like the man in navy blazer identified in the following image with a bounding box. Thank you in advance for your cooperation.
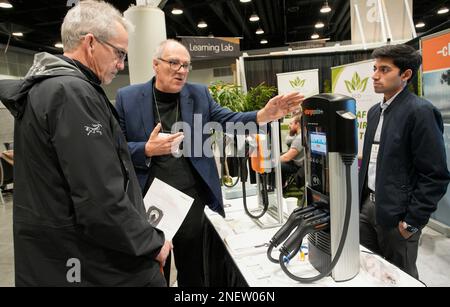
[359,44,450,279]
[115,39,304,286]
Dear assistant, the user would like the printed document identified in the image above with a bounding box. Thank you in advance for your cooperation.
[143,178,194,240]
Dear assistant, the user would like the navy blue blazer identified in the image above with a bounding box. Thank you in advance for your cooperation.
[115,79,257,216]
[359,87,450,228]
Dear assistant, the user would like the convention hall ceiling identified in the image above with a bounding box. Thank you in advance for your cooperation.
[0,0,448,54]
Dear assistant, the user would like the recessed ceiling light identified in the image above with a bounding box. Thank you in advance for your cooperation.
[260,39,268,44]
[249,14,259,22]
[171,8,183,15]
[320,1,331,13]
[240,0,252,3]
[0,0,13,9]
[311,33,320,39]
[415,22,425,28]
[256,28,264,35]
[54,43,64,48]
[197,20,207,28]
[437,7,449,14]
[12,32,23,37]
[315,21,324,28]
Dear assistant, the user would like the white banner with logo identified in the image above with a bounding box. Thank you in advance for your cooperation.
[332,59,383,158]
[276,69,319,98]
[351,0,414,44]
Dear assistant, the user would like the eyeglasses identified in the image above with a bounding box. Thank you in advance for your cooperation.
[96,37,127,63]
[158,58,192,71]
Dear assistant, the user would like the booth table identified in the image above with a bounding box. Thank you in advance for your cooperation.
[203,195,424,287]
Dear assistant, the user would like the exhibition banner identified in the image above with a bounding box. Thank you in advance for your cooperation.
[350,0,414,44]
[181,37,240,58]
[332,59,383,158]
[421,29,450,124]
[422,30,450,73]
[276,69,319,98]
[421,30,450,227]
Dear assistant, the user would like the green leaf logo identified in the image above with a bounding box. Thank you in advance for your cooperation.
[345,72,369,93]
[289,77,306,89]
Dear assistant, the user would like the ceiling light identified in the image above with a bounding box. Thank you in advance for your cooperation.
[240,0,252,3]
[0,0,13,9]
[260,39,268,44]
[171,8,183,15]
[197,20,207,28]
[415,22,425,28]
[437,7,449,14]
[249,14,260,22]
[12,32,23,37]
[320,1,331,13]
[311,33,320,39]
[315,21,325,28]
[54,43,64,48]
[208,33,214,38]
[255,28,264,35]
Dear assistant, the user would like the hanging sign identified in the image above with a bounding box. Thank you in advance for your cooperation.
[181,37,241,58]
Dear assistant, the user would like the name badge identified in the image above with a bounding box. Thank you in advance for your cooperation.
[370,144,379,163]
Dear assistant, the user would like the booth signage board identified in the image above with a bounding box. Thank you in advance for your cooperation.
[421,31,450,123]
[421,30,450,227]
[276,69,319,98]
[332,59,383,158]
[181,37,241,58]
[422,30,450,73]
[350,0,414,44]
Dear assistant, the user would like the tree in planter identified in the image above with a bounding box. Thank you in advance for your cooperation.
[208,81,277,186]
[208,82,244,185]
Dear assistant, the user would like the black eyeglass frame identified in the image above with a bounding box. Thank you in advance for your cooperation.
[158,57,192,71]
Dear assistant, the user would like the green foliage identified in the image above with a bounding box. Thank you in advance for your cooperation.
[208,81,246,112]
[345,72,369,93]
[244,82,277,112]
[208,81,277,112]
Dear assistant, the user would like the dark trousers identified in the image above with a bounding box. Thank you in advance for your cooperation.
[360,197,420,279]
[164,188,205,287]
[281,161,299,186]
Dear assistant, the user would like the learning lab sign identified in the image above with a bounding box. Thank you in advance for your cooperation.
[181,37,241,58]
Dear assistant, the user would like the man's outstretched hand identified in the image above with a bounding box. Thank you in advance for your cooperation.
[256,92,305,124]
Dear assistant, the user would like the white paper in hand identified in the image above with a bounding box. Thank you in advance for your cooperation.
[143,178,194,240]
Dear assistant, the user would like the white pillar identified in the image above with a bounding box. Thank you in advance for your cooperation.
[124,6,167,85]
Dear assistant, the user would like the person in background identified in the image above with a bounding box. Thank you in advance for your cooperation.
[0,0,171,286]
[280,115,304,188]
[115,39,304,286]
[359,44,450,279]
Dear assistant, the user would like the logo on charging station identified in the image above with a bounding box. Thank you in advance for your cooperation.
[303,109,324,116]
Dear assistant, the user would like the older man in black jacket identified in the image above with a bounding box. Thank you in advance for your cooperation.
[359,44,450,279]
[0,1,171,286]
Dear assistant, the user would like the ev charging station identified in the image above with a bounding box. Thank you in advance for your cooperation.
[267,93,360,283]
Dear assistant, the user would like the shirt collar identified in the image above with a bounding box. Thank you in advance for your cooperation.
[380,85,405,110]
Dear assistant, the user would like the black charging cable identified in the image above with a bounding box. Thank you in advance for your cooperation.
[266,205,318,263]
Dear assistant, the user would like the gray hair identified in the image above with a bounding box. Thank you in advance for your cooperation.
[61,0,134,52]
[154,39,190,60]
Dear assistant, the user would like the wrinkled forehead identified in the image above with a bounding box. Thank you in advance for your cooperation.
[162,43,191,62]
